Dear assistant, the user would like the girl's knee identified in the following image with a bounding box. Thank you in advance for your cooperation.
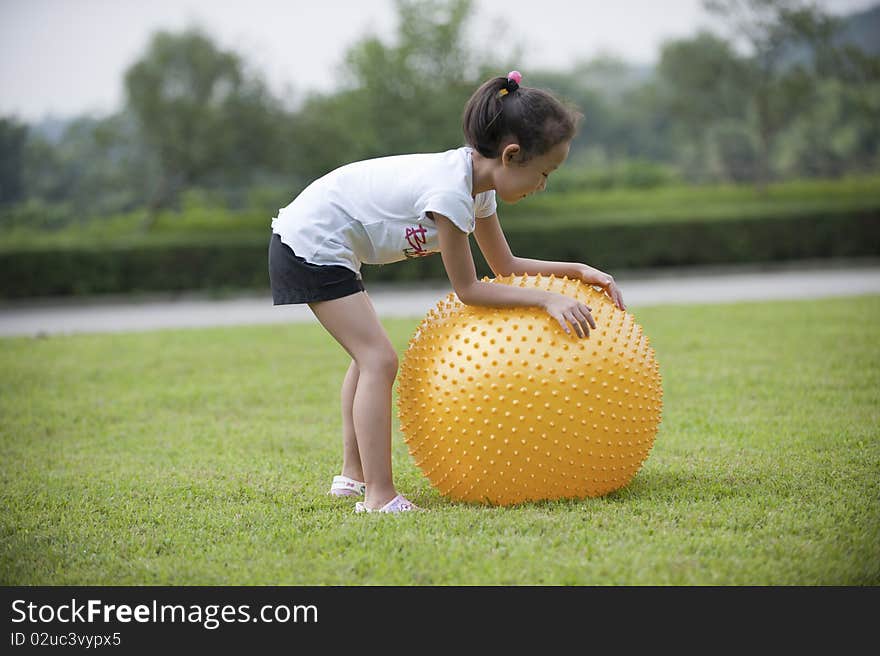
[358,348,398,380]
[378,350,399,379]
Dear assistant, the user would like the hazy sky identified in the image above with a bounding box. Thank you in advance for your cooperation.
[1,0,875,121]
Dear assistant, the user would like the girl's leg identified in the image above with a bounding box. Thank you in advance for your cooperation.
[309,291,399,509]
[340,360,365,482]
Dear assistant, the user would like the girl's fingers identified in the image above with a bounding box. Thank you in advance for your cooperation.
[609,284,625,311]
[574,310,594,338]
[573,304,593,330]
[555,315,571,336]
[580,305,597,329]
[567,311,589,338]
[565,312,585,338]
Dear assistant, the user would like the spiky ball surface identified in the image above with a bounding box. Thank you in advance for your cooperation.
[397,275,663,505]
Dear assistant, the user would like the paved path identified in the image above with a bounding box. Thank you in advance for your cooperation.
[1,261,878,338]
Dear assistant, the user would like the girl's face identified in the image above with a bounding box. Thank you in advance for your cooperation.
[494,140,570,204]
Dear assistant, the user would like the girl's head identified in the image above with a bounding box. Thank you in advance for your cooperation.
[462,71,582,163]
[462,71,582,203]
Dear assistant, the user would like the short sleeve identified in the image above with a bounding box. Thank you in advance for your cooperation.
[422,190,475,234]
[474,190,497,219]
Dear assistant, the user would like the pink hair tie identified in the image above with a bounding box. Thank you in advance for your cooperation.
[499,70,522,97]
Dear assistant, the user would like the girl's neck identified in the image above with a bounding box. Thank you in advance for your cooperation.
[470,150,497,197]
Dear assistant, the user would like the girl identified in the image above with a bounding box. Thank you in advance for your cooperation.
[269,71,626,513]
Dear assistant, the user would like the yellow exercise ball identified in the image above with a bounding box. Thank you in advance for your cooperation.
[397,274,663,505]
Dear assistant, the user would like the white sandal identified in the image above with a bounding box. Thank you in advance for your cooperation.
[355,494,422,513]
[328,475,366,497]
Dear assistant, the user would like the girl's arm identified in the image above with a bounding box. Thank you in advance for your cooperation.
[473,212,626,311]
[434,213,596,338]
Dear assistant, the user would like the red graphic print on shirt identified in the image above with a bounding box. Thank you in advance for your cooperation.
[403,224,434,258]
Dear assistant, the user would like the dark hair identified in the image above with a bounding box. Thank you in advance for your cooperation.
[462,75,582,162]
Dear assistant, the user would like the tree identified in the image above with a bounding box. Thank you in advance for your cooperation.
[774,79,880,177]
[341,0,479,153]
[657,32,752,181]
[658,33,749,129]
[702,0,851,184]
[15,113,160,227]
[288,0,501,180]
[124,28,284,222]
[0,118,28,205]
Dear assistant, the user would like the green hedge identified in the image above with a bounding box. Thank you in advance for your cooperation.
[1,210,878,299]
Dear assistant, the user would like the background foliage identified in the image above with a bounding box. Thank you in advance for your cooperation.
[1,0,878,296]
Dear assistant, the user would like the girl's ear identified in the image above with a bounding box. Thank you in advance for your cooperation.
[501,143,521,166]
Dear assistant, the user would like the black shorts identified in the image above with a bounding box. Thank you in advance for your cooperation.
[268,233,364,305]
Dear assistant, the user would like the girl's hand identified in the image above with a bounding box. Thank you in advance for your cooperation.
[542,292,597,338]
[577,265,626,311]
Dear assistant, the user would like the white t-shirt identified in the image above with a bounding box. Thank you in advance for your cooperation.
[270,147,497,273]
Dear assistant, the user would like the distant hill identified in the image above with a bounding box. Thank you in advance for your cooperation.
[28,116,70,144]
[836,3,880,55]
[566,56,654,100]
[542,4,879,100]
[780,3,880,67]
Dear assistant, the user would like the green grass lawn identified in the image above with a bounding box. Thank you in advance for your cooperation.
[1,295,878,585]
